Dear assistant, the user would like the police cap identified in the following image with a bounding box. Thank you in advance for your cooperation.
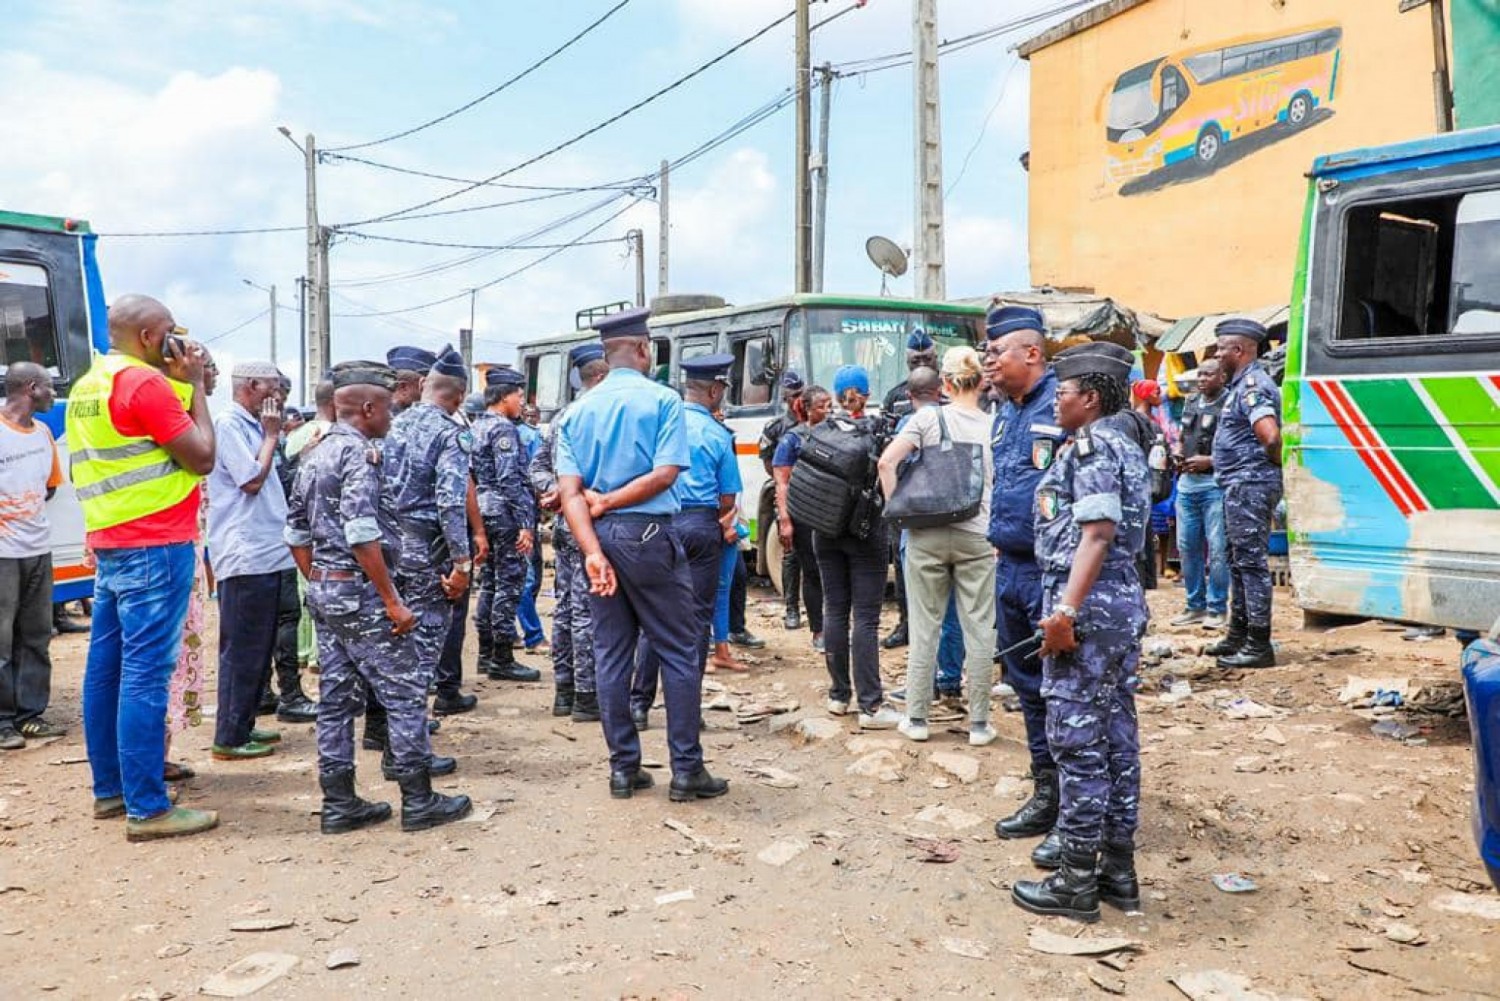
[1215,317,1270,346]
[430,344,468,381]
[568,342,605,368]
[986,305,1046,340]
[386,346,436,374]
[1052,341,1134,383]
[681,352,734,383]
[907,329,935,352]
[485,366,525,389]
[331,360,397,391]
[462,392,486,417]
[781,370,805,393]
[592,306,652,341]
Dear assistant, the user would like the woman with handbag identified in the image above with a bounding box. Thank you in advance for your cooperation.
[876,346,998,747]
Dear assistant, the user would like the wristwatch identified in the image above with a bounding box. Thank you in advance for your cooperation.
[451,559,473,575]
[1053,603,1078,620]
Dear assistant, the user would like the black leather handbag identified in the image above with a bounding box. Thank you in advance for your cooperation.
[882,408,985,530]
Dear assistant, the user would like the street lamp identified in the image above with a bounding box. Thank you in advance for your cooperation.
[241,278,278,366]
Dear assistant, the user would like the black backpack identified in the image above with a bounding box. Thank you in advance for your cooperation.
[1111,409,1173,505]
[787,417,882,539]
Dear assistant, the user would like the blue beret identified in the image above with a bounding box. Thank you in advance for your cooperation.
[781,370,805,392]
[485,366,524,389]
[832,364,870,397]
[1053,341,1134,383]
[331,360,397,391]
[681,352,734,382]
[568,342,605,368]
[386,346,436,374]
[593,306,652,341]
[986,305,1046,340]
[907,329,935,352]
[1215,318,1270,344]
[430,344,467,381]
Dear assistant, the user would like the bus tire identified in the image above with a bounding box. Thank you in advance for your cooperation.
[1195,125,1224,169]
[764,524,785,595]
[1286,92,1313,129]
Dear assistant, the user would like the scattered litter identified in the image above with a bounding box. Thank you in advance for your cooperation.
[1170,969,1281,1001]
[48,756,89,766]
[229,918,295,932]
[905,836,960,863]
[549,727,577,742]
[1026,926,1140,957]
[1369,689,1404,708]
[1222,698,1281,720]
[1370,720,1422,743]
[1338,676,1410,705]
[1160,680,1194,705]
[662,818,740,855]
[940,937,990,960]
[1211,873,1258,894]
[1089,972,1129,995]
[325,948,361,970]
[200,953,299,998]
[756,837,810,867]
[1430,893,1500,920]
[743,765,802,789]
[1144,639,1175,659]
[654,889,695,907]
[459,805,498,823]
[1406,681,1466,718]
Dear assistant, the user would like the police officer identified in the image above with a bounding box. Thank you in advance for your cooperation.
[383,346,475,773]
[556,308,728,803]
[387,346,436,416]
[285,361,472,834]
[632,354,743,726]
[1204,318,1283,669]
[984,306,1071,863]
[531,343,610,721]
[1011,341,1148,923]
[758,371,807,630]
[473,367,543,684]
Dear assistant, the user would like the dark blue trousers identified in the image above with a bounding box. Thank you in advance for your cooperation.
[996,555,1054,773]
[632,509,722,714]
[590,515,703,776]
[214,571,282,748]
[435,583,469,700]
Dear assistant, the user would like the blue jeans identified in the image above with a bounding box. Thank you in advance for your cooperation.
[517,546,545,648]
[82,543,196,820]
[1176,486,1229,615]
[713,543,737,643]
[900,532,963,693]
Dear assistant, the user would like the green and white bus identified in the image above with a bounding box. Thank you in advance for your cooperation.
[516,293,986,578]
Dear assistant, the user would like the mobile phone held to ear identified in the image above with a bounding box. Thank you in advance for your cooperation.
[164,334,187,361]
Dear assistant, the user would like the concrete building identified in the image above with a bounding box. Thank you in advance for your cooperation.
[1017,0,1453,321]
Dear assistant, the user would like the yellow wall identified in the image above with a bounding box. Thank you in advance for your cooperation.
[1026,0,1440,319]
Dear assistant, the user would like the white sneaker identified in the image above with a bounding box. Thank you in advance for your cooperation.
[826,698,850,716]
[991,681,1015,697]
[969,723,998,747]
[1202,614,1227,630]
[858,706,901,730]
[897,717,929,742]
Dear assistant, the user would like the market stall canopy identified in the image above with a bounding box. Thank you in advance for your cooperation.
[1157,304,1290,354]
[957,287,1172,353]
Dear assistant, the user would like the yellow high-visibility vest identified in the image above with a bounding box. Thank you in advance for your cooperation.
[65,353,200,533]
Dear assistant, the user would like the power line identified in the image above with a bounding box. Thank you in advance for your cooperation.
[945,54,1021,199]
[202,308,271,345]
[340,8,800,228]
[99,224,303,238]
[342,232,627,251]
[832,0,1092,77]
[325,0,637,153]
[322,152,644,192]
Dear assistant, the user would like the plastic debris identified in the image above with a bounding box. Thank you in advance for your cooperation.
[1211,873,1258,894]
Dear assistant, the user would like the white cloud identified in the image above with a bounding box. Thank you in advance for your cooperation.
[943,213,1028,299]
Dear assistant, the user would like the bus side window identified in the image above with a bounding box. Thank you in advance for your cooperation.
[534,352,564,410]
[1451,190,1500,335]
[1338,202,1447,341]
[730,336,773,408]
[0,261,62,373]
[1160,66,1186,114]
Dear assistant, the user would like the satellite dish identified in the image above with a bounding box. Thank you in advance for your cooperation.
[865,235,909,295]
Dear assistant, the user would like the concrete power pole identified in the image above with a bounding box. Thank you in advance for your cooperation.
[912,0,947,300]
[794,0,813,293]
[627,229,646,307]
[459,326,473,376]
[300,133,325,389]
[316,225,331,373]
[657,160,670,297]
[812,64,833,293]
[268,284,278,367]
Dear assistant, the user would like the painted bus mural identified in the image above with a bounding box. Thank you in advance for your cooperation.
[1106,23,1343,196]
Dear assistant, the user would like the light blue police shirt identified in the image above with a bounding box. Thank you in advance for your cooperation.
[555,367,690,516]
[677,402,743,508]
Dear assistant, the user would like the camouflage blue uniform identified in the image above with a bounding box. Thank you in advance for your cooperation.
[285,423,431,777]
[1212,360,1283,631]
[1033,420,1150,852]
[529,405,596,693]
[473,410,536,660]
[385,403,473,684]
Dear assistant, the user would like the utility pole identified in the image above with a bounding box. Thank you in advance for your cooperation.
[316,224,331,373]
[912,0,947,300]
[812,63,834,293]
[794,0,813,293]
[303,134,324,390]
[459,327,473,376]
[1429,0,1455,131]
[296,276,308,404]
[241,279,277,366]
[627,229,646,307]
[657,160,670,297]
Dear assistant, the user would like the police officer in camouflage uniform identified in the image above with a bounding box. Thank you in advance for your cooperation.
[286,361,472,834]
[1011,341,1149,923]
[530,344,609,721]
[383,346,475,774]
[757,371,807,630]
[1204,318,1283,669]
[473,367,543,685]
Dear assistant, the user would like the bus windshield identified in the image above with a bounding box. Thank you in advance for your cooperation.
[1107,60,1162,137]
[796,306,981,407]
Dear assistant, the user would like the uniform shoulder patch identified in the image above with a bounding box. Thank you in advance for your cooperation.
[497,435,513,451]
[1075,432,1095,459]
[457,430,475,454]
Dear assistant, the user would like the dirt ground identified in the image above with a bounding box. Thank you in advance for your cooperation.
[2,574,1497,1000]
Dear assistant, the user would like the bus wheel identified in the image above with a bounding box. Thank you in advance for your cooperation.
[765,526,785,595]
[1195,126,1223,168]
[1287,92,1312,128]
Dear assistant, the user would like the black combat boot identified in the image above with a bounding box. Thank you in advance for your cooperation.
[571,690,601,723]
[1012,846,1101,923]
[486,645,541,682]
[361,706,388,751]
[1217,625,1276,669]
[995,768,1059,839]
[1204,614,1248,657]
[383,747,458,782]
[1030,830,1063,869]
[782,565,802,630]
[319,767,392,835]
[552,684,575,717]
[1097,840,1142,912]
[669,767,729,802]
[477,634,497,674]
[396,768,472,832]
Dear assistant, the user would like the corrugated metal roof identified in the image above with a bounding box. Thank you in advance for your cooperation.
[1157,304,1289,354]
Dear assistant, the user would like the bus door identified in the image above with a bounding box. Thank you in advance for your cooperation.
[1289,151,1500,631]
[523,348,566,421]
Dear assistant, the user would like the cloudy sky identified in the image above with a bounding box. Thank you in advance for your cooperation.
[4,0,1085,396]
